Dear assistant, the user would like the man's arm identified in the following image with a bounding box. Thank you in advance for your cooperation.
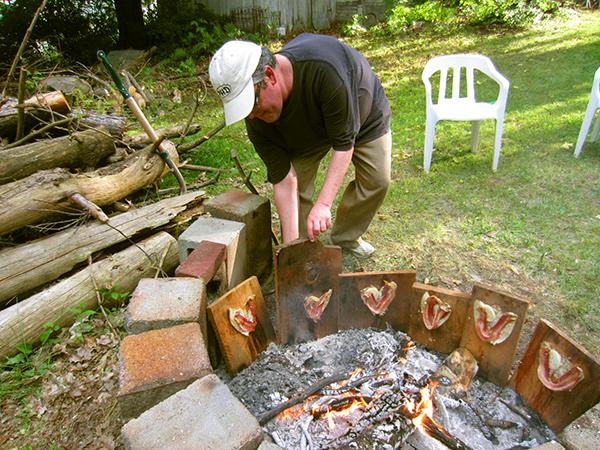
[307,149,353,241]
[273,166,300,243]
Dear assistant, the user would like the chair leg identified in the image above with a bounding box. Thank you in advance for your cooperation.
[492,117,504,172]
[574,101,597,157]
[590,110,600,142]
[471,121,481,153]
[423,118,436,173]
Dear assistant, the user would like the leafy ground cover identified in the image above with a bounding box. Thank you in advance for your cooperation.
[1,8,599,448]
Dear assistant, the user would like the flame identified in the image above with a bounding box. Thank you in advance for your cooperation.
[277,403,307,421]
[403,340,416,352]
[321,395,368,430]
[404,381,442,435]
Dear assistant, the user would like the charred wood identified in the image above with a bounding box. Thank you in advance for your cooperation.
[486,418,519,429]
[258,371,350,425]
[413,414,472,450]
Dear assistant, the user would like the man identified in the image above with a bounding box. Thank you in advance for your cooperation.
[209,33,391,258]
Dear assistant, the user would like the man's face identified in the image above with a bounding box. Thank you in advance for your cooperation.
[247,67,282,123]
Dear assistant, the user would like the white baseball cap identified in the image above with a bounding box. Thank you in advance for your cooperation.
[209,40,262,126]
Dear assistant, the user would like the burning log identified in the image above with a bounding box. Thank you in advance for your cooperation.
[317,376,472,450]
[264,360,472,450]
[258,371,350,425]
[410,413,472,450]
[0,128,115,184]
[0,140,179,237]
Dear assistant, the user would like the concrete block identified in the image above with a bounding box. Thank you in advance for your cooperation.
[559,404,600,450]
[205,189,273,282]
[125,278,207,338]
[178,217,245,289]
[118,322,211,421]
[175,240,227,293]
[121,374,263,450]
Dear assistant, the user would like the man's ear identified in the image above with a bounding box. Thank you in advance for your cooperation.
[264,65,277,85]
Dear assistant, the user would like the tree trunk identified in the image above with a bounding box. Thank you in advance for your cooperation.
[115,0,147,49]
[0,141,179,237]
[0,129,116,184]
[0,191,204,306]
[0,231,179,360]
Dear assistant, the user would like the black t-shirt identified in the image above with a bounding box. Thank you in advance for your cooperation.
[246,33,391,184]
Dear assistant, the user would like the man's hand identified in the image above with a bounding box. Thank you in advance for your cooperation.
[307,201,332,241]
[307,149,353,241]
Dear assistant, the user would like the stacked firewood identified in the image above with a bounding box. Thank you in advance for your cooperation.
[0,87,209,360]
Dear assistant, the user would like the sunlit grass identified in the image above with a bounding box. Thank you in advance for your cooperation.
[168,10,600,355]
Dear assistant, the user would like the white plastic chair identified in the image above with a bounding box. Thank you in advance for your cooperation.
[422,54,510,172]
[574,66,600,157]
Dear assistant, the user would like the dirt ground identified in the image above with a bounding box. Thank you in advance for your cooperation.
[1,314,125,449]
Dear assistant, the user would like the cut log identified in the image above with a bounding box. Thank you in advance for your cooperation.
[76,111,128,140]
[0,91,70,139]
[0,129,116,184]
[0,231,179,360]
[0,140,180,237]
[0,191,205,305]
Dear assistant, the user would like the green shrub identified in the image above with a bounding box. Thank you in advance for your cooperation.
[0,0,117,66]
[387,2,456,31]
[384,0,563,30]
[459,0,561,26]
[342,14,368,36]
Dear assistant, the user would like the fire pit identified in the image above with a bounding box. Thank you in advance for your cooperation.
[225,328,554,449]
[204,239,600,449]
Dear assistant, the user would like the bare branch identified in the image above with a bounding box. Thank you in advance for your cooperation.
[2,0,48,97]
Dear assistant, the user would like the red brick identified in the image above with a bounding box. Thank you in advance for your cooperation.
[118,322,211,420]
[175,240,226,283]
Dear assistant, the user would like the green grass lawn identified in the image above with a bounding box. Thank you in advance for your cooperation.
[179,9,600,358]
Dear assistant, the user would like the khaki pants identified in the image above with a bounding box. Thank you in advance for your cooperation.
[292,130,392,245]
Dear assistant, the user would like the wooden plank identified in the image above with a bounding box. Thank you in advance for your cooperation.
[207,276,275,375]
[512,319,600,433]
[459,283,530,386]
[338,271,416,331]
[409,282,470,354]
[274,239,342,344]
